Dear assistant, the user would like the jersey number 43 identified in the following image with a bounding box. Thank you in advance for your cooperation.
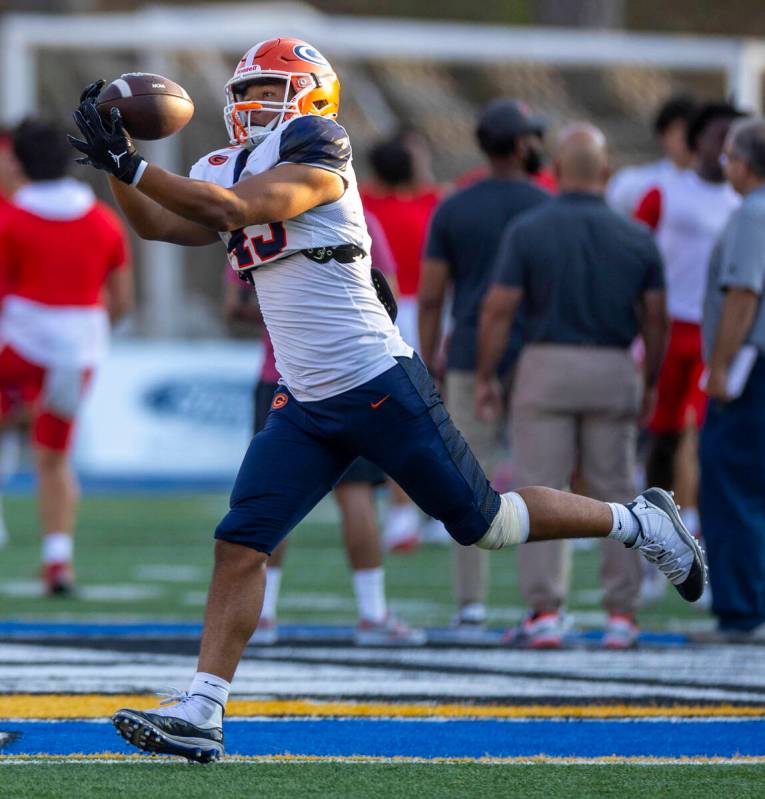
[227,223,288,268]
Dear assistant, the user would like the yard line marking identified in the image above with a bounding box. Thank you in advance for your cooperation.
[3,695,765,719]
[2,754,765,765]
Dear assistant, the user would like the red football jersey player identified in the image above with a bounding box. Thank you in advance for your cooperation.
[0,119,132,594]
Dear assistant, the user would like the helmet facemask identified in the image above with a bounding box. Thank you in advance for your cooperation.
[224,73,318,148]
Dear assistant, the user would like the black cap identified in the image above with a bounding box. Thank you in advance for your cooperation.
[477,98,546,140]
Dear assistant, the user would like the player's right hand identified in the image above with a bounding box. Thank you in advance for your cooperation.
[68,82,146,185]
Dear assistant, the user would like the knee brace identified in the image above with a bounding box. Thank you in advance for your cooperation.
[475,491,530,550]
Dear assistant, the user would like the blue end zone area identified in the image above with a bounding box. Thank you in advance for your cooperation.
[3,719,764,759]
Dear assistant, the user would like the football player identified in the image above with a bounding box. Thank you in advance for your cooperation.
[0,119,132,593]
[70,37,706,763]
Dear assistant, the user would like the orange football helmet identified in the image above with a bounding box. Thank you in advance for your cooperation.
[224,37,340,147]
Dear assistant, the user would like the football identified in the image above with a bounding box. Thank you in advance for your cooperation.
[96,73,194,140]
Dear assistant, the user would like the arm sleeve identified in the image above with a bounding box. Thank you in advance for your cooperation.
[277,116,351,177]
[423,202,450,262]
[492,221,527,288]
[364,210,397,276]
[634,187,662,230]
[718,210,765,294]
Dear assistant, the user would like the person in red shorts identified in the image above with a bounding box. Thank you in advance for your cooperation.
[634,103,743,545]
[0,119,132,594]
[0,129,28,548]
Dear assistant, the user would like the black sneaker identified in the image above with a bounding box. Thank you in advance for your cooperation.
[113,705,224,763]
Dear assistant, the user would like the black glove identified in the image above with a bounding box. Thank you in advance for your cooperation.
[68,81,146,185]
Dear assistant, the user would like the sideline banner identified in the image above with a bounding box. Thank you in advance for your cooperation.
[73,340,261,479]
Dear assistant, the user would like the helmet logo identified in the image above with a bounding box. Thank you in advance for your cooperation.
[293,44,328,66]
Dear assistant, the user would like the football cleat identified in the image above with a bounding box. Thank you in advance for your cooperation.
[627,487,707,603]
[113,693,223,764]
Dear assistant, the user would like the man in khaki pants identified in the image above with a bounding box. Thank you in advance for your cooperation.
[419,99,551,637]
[476,124,668,648]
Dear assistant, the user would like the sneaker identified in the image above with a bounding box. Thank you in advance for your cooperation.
[354,614,426,646]
[449,603,489,642]
[42,561,74,596]
[504,611,567,649]
[113,691,224,764]
[249,617,278,646]
[603,614,639,649]
[627,488,706,603]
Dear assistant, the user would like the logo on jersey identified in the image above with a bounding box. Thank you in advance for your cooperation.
[208,154,229,166]
[271,393,288,410]
[293,44,329,66]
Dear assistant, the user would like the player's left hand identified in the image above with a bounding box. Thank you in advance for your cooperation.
[68,83,146,185]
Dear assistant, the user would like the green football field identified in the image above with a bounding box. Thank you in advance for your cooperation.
[0,490,705,629]
[2,490,761,799]
[2,762,765,799]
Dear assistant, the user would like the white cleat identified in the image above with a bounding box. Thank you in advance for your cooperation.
[626,487,707,603]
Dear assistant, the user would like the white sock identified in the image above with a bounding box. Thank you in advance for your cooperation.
[260,567,282,622]
[353,567,387,623]
[607,503,640,546]
[42,532,72,564]
[158,672,229,726]
[189,671,230,711]
[680,506,699,535]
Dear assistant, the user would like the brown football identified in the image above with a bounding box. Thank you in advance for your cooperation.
[96,73,194,140]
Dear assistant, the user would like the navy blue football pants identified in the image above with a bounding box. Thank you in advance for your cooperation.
[216,355,500,554]
[700,355,765,632]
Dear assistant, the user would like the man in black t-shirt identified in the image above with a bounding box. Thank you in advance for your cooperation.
[476,123,668,649]
[419,99,550,638]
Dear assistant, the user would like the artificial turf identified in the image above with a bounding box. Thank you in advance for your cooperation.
[0,492,702,630]
[1,762,764,799]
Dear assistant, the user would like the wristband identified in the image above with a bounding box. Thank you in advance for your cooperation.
[130,159,149,186]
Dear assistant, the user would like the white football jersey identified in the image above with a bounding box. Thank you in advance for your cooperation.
[190,115,412,402]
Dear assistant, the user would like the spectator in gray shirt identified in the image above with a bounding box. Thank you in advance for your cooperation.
[699,118,765,641]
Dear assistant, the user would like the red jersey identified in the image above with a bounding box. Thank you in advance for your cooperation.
[0,179,130,368]
[360,186,441,298]
[0,190,127,307]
